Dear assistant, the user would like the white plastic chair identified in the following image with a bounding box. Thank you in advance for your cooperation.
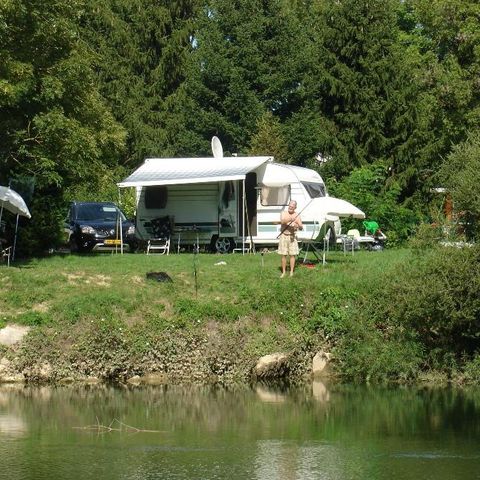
[146,237,170,255]
[1,245,12,266]
[346,229,361,239]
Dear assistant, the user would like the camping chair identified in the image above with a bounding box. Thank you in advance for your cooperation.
[335,229,358,255]
[146,216,172,255]
[344,229,360,254]
[0,223,11,266]
[1,245,12,267]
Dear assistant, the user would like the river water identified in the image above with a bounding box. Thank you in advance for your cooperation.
[1,382,479,480]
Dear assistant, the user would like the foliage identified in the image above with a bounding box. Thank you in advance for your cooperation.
[2,0,480,252]
[328,162,421,243]
[366,244,480,376]
[248,111,290,163]
[462,354,480,384]
[182,0,307,154]
[439,131,480,239]
[80,0,199,163]
[0,0,126,254]
[335,325,424,382]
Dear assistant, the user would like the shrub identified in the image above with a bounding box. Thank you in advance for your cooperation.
[462,354,480,384]
[327,162,421,243]
[336,329,423,382]
[439,132,480,240]
[366,244,480,374]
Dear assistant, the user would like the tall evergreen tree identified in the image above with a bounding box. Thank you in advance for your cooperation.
[81,0,199,164]
[182,0,307,156]
[285,0,450,205]
[295,0,407,176]
[248,111,290,163]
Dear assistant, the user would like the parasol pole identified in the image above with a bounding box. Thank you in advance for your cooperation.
[242,179,245,255]
[12,214,19,262]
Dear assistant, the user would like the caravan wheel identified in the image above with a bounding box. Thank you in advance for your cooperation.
[211,236,235,254]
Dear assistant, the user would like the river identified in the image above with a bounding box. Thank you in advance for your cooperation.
[1,382,479,480]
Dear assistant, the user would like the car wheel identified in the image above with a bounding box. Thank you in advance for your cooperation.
[210,236,235,253]
[70,237,90,253]
[69,238,79,253]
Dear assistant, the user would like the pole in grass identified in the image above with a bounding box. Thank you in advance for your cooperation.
[193,238,198,298]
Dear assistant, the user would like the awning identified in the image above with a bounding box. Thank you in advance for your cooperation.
[118,156,272,188]
[0,186,31,219]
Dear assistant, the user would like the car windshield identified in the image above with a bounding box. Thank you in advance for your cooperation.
[76,204,126,222]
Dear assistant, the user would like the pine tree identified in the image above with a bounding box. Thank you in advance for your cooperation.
[248,111,290,163]
[182,0,307,155]
[81,0,199,163]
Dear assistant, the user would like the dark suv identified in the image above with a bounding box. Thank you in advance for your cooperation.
[65,202,137,252]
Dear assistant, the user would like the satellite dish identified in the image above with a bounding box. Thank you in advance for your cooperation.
[211,136,223,159]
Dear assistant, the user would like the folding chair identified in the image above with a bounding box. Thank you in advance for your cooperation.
[146,216,172,255]
[1,245,12,267]
[147,237,170,255]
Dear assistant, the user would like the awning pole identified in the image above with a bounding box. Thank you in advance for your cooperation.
[322,215,328,266]
[242,180,245,255]
[118,188,124,255]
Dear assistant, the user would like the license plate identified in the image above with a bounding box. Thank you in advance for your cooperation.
[104,239,122,245]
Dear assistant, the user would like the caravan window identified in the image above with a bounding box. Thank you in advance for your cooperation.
[302,182,326,198]
[145,186,168,209]
[260,185,290,206]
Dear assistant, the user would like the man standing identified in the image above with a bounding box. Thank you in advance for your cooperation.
[278,200,303,277]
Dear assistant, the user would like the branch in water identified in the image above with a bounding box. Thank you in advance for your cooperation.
[73,417,163,434]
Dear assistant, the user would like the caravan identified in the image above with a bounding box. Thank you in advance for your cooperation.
[118,139,364,253]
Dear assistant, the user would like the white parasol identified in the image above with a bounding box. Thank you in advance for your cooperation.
[308,196,365,219]
[0,186,32,219]
[0,186,32,264]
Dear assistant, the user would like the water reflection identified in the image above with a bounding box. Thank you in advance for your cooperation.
[312,380,330,403]
[255,385,287,403]
[0,414,27,436]
[0,383,480,480]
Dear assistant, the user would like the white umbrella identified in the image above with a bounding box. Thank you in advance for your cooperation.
[301,196,365,266]
[0,186,32,264]
[0,186,31,219]
[309,196,365,219]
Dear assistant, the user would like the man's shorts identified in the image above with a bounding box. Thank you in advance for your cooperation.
[277,234,299,256]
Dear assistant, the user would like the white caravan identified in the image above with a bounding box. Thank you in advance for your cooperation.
[118,139,364,253]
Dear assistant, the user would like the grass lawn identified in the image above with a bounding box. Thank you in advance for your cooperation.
[0,248,409,329]
[0,247,413,383]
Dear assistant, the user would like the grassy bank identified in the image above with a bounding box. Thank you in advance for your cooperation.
[1,245,479,384]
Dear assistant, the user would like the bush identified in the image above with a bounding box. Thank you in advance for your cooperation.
[336,329,423,382]
[462,354,480,384]
[439,132,480,240]
[366,244,480,375]
[327,162,421,244]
